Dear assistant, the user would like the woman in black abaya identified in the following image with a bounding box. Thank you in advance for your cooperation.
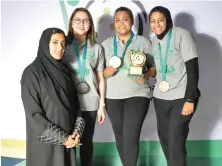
[21,27,84,166]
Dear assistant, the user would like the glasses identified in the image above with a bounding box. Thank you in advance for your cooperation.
[72,18,90,25]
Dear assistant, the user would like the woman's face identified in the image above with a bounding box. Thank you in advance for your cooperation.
[114,11,133,36]
[49,33,65,60]
[72,11,91,36]
[150,11,167,35]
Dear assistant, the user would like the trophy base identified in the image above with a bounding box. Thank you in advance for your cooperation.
[128,67,144,78]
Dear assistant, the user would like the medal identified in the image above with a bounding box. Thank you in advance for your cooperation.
[159,80,170,92]
[72,39,91,94]
[76,81,90,94]
[111,32,134,69]
[158,29,172,93]
[109,56,122,68]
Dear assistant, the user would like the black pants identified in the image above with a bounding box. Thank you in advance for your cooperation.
[106,97,150,166]
[80,111,97,166]
[153,98,199,166]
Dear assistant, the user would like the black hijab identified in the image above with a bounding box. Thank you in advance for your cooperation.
[36,28,79,113]
[149,6,173,40]
[37,28,71,77]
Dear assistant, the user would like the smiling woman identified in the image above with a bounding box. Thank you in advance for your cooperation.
[102,6,156,166]
[149,6,201,166]
[49,33,65,60]
[20,27,84,166]
[62,8,106,166]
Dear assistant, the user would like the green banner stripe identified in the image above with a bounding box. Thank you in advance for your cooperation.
[90,140,222,158]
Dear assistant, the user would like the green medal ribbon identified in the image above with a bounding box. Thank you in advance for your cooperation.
[113,32,134,59]
[72,39,88,81]
[158,30,172,80]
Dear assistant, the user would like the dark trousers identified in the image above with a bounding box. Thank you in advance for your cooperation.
[80,111,97,166]
[153,98,199,166]
[106,97,150,166]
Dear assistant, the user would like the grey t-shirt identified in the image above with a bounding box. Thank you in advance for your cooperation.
[152,27,198,100]
[102,34,154,99]
[63,39,105,111]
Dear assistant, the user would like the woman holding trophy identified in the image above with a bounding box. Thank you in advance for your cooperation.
[102,7,156,166]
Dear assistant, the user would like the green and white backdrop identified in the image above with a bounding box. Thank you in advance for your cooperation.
[1,0,222,166]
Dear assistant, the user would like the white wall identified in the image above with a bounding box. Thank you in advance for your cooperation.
[1,0,222,141]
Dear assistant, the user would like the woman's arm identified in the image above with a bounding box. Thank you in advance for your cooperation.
[180,29,200,102]
[96,45,106,124]
[180,29,200,116]
[184,57,200,102]
[97,71,105,107]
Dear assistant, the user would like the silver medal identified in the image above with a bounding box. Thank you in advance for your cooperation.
[109,56,122,69]
[76,81,90,94]
[159,81,170,92]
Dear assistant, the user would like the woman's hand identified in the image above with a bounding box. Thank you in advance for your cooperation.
[104,66,117,78]
[97,104,106,124]
[134,77,146,84]
[181,102,194,116]
[63,135,80,148]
